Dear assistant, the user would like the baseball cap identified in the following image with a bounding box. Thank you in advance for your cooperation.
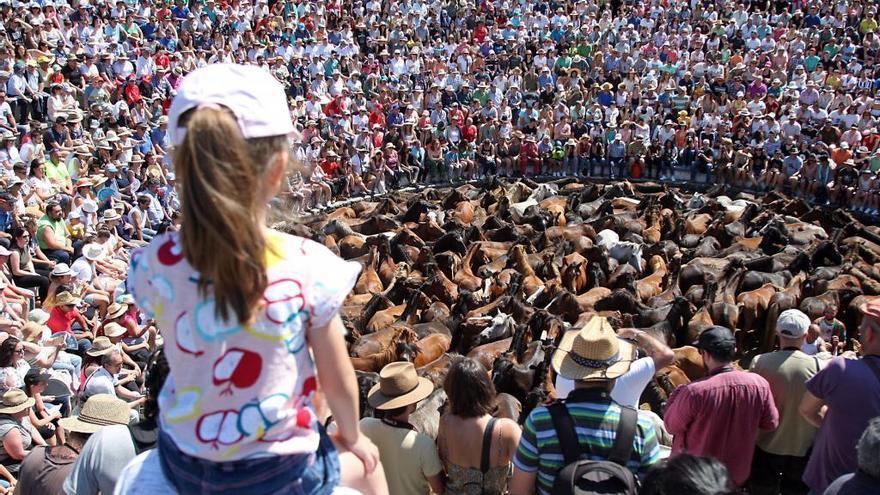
[694,326,736,353]
[776,309,810,338]
[168,64,296,146]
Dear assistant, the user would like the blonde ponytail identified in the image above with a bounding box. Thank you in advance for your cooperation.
[174,107,288,324]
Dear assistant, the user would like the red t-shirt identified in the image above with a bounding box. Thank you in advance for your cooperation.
[47,306,79,334]
[320,160,339,176]
[462,125,477,142]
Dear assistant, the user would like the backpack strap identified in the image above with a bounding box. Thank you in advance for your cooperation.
[548,401,583,464]
[607,406,638,467]
[480,417,498,474]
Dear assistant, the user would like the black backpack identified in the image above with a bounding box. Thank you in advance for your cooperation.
[547,401,640,495]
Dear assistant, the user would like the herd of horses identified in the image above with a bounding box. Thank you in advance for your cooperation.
[278,177,880,436]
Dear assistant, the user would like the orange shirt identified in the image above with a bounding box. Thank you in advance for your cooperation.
[831,148,852,166]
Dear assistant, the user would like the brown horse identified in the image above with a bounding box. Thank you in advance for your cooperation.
[350,328,419,372]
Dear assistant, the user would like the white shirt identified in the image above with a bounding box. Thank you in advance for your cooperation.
[83,367,117,400]
[71,257,94,283]
[555,356,656,408]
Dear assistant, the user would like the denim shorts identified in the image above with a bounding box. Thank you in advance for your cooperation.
[157,426,341,495]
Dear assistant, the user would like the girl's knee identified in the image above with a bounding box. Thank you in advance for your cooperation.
[336,447,389,495]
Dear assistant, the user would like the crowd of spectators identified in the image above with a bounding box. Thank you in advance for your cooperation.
[0,0,874,493]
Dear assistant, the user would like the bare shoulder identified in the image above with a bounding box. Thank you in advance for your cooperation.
[497,417,522,439]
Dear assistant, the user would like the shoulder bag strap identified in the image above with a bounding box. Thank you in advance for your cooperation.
[480,417,498,474]
[864,356,880,384]
[814,357,821,374]
[607,406,638,467]
[548,401,583,464]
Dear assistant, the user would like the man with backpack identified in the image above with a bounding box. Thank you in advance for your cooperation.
[509,317,661,495]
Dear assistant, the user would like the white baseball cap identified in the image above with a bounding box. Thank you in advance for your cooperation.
[776,309,810,338]
[168,64,296,146]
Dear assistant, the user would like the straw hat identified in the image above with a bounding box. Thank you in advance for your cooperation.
[103,322,127,338]
[102,209,121,222]
[54,291,82,307]
[146,163,163,178]
[58,394,130,434]
[367,362,433,410]
[86,337,116,357]
[0,390,35,414]
[106,302,128,320]
[551,317,635,381]
[21,321,46,343]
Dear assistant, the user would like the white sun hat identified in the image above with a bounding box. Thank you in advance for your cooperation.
[168,63,296,146]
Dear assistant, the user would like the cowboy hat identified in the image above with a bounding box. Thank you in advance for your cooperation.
[58,394,130,434]
[552,317,635,381]
[86,337,116,357]
[50,263,73,277]
[54,291,82,307]
[367,362,433,410]
[106,302,128,320]
[103,322,127,338]
[0,389,35,414]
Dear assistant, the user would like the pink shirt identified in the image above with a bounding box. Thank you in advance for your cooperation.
[129,230,360,461]
[664,368,779,486]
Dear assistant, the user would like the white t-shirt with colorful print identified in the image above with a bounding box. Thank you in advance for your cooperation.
[128,230,360,461]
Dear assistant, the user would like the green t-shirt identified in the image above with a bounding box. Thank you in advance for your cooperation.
[37,214,67,251]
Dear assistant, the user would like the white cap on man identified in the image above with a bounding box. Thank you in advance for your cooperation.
[776,309,811,338]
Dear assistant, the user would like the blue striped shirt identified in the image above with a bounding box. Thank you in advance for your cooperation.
[513,389,661,494]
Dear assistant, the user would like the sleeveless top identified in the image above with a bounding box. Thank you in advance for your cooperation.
[444,417,510,495]
[0,416,32,469]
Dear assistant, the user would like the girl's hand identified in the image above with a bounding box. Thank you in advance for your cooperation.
[335,432,379,474]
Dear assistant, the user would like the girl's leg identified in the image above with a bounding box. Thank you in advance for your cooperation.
[333,439,390,495]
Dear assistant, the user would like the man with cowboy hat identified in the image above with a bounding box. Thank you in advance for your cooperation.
[15,394,130,494]
[664,326,778,488]
[510,317,661,495]
[360,361,444,495]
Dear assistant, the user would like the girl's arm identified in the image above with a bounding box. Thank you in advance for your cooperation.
[308,314,378,473]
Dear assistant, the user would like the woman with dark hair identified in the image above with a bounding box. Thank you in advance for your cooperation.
[641,454,735,495]
[0,338,30,391]
[436,357,521,495]
[23,368,63,445]
[7,227,50,301]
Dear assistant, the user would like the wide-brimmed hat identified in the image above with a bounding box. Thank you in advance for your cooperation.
[50,263,73,277]
[552,317,635,381]
[367,362,433,410]
[0,389,35,414]
[82,243,103,261]
[103,322,127,338]
[28,309,50,325]
[106,302,128,320]
[58,394,130,433]
[55,291,81,307]
[86,337,116,357]
[21,321,46,343]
